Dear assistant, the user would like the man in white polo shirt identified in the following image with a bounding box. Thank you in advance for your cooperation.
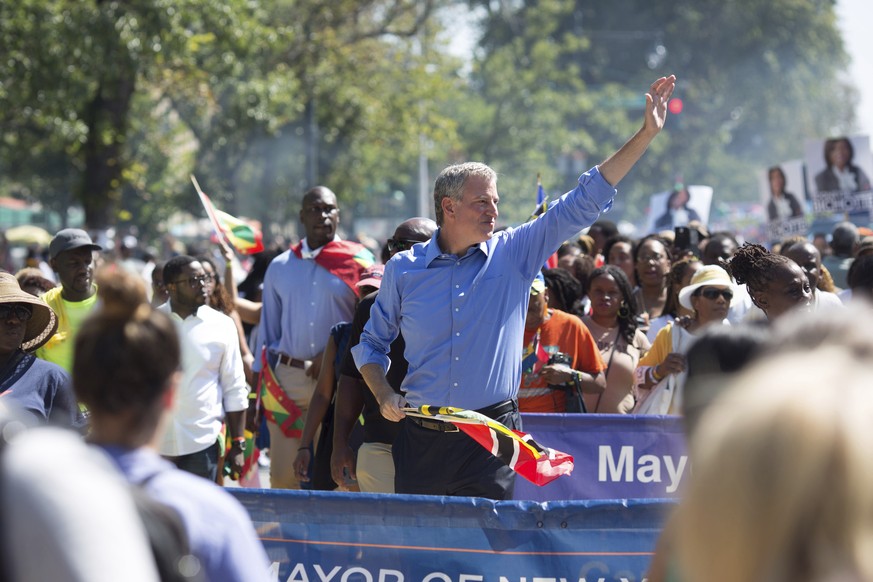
[158,254,248,481]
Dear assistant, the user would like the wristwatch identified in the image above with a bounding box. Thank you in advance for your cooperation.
[231,437,247,451]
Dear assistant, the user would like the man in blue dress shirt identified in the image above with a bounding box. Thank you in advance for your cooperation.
[353,75,676,499]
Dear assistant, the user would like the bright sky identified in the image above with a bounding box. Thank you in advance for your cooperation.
[838,0,873,137]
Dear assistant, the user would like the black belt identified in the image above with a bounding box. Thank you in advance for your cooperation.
[409,417,460,432]
[408,399,517,432]
[475,399,517,419]
[277,354,306,369]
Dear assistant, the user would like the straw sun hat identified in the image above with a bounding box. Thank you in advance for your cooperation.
[678,265,736,311]
[0,272,58,351]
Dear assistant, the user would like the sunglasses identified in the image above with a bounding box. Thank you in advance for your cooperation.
[387,238,421,253]
[0,304,33,322]
[697,288,734,301]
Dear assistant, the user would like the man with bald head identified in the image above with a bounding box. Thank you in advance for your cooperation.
[331,217,437,493]
[253,186,374,489]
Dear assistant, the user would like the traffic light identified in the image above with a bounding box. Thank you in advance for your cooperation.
[668,98,684,115]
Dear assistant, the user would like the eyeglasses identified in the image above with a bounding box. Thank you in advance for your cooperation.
[0,304,33,322]
[697,288,734,301]
[171,276,209,288]
[387,238,421,253]
[638,253,666,263]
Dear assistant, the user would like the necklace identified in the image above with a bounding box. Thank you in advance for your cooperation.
[586,317,619,351]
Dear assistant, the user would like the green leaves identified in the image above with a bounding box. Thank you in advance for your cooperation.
[0,0,859,238]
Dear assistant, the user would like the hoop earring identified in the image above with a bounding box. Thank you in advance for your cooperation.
[618,304,630,320]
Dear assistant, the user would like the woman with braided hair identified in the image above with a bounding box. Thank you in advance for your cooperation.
[724,243,812,321]
[582,266,651,413]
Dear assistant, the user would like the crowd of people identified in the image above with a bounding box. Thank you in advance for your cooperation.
[3,71,873,580]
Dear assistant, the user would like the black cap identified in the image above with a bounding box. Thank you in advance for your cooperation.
[49,228,102,260]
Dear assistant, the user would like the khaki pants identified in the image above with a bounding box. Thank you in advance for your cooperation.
[356,442,395,493]
[267,363,317,489]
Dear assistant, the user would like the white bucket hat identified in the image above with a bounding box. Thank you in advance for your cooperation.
[678,265,736,310]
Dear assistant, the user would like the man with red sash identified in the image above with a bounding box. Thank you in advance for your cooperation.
[253,186,374,489]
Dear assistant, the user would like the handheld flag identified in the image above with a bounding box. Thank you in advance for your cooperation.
[528,174,550,222]
[521,330,550,375]
[404,405,574,486]
[528,174,558,269]
[192,175,265,255]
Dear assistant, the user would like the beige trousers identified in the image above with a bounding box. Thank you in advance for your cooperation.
[356,442,395,493]
[267,363,317,489]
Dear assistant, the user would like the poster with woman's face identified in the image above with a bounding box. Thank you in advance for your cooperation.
[645,185,712,235]
[804,135,873,221]
[758,160,808,241]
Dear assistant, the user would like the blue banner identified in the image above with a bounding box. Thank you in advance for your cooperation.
[230,489,672,582]
[513,414,687,502]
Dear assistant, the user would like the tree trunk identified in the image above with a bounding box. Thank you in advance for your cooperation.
[78,3,137,230]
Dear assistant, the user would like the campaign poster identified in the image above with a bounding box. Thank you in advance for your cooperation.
[757,160,808,242]
[804,135,873,225]
[646,184,713,235]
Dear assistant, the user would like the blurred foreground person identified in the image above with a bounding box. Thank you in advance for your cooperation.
[645,323,770,582]
[677,342,873,581]
[0,402,161,582]
[73,270,270,582]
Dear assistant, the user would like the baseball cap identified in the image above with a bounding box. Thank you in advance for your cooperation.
[49,229,102,260]
[530,272,546,295]
[356,264,385,290]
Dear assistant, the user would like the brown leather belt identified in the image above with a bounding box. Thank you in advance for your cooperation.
[277,354,306,369]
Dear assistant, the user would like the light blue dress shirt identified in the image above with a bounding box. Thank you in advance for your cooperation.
[101,445,272,582]
[353,167,615,410]
[253,242,357,372]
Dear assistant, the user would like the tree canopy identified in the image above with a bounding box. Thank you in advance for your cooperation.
[0,0,859,239]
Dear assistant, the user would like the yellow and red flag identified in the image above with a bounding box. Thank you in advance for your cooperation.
[192,175,265,255]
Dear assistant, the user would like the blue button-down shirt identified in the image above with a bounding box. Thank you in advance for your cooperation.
[352,167,615,410]
[253,243,357,372]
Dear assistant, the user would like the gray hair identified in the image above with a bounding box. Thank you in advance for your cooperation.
[433,162,496,226]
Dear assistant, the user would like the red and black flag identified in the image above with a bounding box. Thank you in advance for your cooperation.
[404,405,574,486]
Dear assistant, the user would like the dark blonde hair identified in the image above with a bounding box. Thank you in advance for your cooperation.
[73,268,180,415]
